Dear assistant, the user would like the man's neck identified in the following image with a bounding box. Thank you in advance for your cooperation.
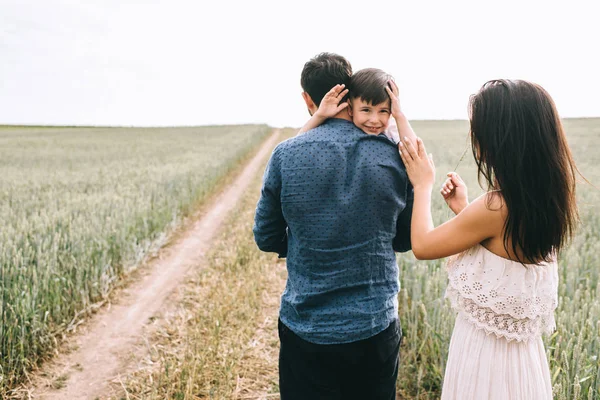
[331,109,352,121]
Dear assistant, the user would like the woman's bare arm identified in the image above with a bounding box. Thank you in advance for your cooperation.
[398,137,503,260]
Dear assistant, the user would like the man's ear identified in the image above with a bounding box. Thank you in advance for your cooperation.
[301,92,318,116]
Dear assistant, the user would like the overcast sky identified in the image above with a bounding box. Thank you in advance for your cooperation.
[1,0,598,127]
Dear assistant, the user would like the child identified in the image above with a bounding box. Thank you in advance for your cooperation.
[397,79,578,399]
[298,68,416,146]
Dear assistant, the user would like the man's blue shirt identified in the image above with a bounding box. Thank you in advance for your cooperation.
[253,118,413,344]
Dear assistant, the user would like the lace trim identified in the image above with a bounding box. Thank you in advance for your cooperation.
[446,285,556,342]
[446,247,558,321]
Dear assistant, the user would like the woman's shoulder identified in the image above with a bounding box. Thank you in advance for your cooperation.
[469,191,506,215]
[455,192,507,238]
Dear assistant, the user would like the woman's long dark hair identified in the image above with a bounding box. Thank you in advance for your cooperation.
[469,79,578,263]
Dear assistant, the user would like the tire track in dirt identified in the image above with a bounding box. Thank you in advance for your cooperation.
[26,129,282,400]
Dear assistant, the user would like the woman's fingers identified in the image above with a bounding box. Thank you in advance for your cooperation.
[400,137,430,164]
[416,138,427,158]
[398,141,410,163]
[398,140,414,167]
[447,172,464,186]
[400,136,434,172]
[398,143,408,166]
[441,177,455,196]
[402,137,419,160]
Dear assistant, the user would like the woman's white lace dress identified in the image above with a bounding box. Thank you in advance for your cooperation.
[441,244,558,400]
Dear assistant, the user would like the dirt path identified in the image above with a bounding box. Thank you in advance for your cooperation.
[26,130,282,400]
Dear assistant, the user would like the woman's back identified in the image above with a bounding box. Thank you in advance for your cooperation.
[476,191,545,265]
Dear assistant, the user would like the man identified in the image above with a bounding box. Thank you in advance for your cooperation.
[253,52,413,400]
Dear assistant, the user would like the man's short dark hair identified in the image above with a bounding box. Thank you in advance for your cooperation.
[349,68,393,105]
[300,53,352,106]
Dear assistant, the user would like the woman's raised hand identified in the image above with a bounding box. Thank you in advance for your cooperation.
[398,137,435,190]
[314,84,349,119]
[441,172,469,215]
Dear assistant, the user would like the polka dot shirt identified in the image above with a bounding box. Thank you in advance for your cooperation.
[253,118,413,344]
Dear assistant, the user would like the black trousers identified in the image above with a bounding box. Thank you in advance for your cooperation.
[278,319,401,400]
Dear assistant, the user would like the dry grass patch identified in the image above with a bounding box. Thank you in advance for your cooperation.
[112,129,297,400]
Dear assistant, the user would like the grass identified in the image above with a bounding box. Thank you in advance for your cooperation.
[4,118,600,399]
[0,124,271,395]
[120,119,600,400]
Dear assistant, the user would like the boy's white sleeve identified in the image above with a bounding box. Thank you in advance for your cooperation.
[384,117,400,144]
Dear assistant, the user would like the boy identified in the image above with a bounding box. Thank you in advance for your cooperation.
[299,67,417,147]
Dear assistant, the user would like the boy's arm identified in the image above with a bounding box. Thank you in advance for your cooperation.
[253,147,288,257]
[298,113,329,135]
[298,84,349,134]
[385,81,418,148]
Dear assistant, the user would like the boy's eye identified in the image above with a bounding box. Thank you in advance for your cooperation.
[360,108,370,112]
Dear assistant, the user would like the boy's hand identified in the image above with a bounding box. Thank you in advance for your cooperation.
[314,84,349,119]
[440,172,469,215]
[298,84,349,135]
[385,80,402,119]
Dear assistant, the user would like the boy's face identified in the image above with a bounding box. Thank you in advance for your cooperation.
[348,97,392,135]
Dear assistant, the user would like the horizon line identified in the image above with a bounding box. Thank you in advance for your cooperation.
[2,116,600,129]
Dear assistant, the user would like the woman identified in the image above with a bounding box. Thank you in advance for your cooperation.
[397,79,577,399]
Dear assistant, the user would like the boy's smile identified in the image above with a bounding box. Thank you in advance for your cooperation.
[348,98,392,135]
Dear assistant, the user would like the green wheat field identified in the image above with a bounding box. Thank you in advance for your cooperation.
[0,119,598,399]
[0,125,270,394]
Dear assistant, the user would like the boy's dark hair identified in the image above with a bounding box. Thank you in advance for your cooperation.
[300,53,352,106]
[349,68,393,105]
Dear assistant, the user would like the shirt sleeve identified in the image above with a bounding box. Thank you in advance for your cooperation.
[393,181,413,252]
[383,117,400,144]
[253,146,288,258]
